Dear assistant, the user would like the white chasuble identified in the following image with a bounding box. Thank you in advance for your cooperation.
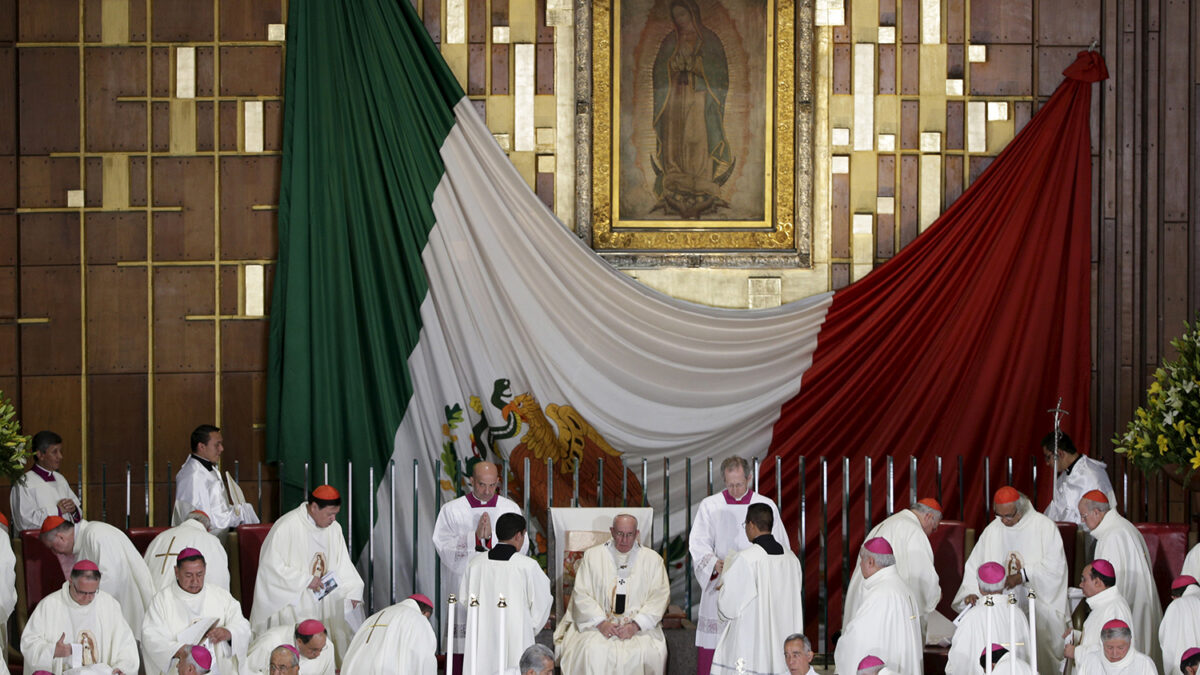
[250,503,364,665]
[843,509,939,635]
[339,599,436,675]
[555,542,671,675]
[711,539,803,675]
[952,510,1068,675]
[1076,649,1159,675]
[432,493,526,651]
[142,519,231,593]
[141,581,251,675]
[1071,586,1134,664]
[689,490,789,650]
[1160,586,1200,675]
[1089,510,1163,666]
[1182,542,1199,580]
[834,565,923,675]
[73,521,155,641]
[992,653,1036,675]
[171,455,257,535]
[11,468,82,532]
[459,547,552,675]
[245,624,335,675]
[21,585,139,674]
[945,594,1031,675]
[0,527,15,668]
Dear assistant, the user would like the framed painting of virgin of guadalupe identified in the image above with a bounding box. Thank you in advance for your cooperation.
[589,0,811,264]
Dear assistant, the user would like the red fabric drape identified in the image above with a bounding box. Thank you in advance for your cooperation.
[764,52,1108,639]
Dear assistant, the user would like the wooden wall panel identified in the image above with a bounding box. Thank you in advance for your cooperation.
[219,46,283,96]
[152,157,215,260]
[19,212,78,265]
[18,48,78,155]
[18,0,76,42]
[152,0,213,41]
[969,46,1033,95]
[219,0,283,41]
[1036,0,1101,44]
[969,0,1032,43]
[152,267,215,373]
[220,372,266,471]
[19,375,82,453]
[84,48,147,152]
[219,156,279,260]
[153,373,215,464]
[88,374,148,473]
[86,266,147,373]
[221,321,267,373]
[20,266,80,375]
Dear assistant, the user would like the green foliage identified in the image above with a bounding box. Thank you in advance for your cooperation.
[1113,318,1200,475]
[0,391,33,484]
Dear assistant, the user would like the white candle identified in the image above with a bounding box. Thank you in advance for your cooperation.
[1008,593,1017,655]
[445,594,457,663]
[497,594,508,669]
[468,594,480,675]
[1027,590,1037,673]
[984,595,994,675]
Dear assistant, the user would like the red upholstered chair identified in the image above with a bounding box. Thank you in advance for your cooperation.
[20,529,65,610]
[127,526,167,556]
[1056,522,1078,578]
[1134,522,1190,609]
[929,519,967,617]
[236,523,274,618]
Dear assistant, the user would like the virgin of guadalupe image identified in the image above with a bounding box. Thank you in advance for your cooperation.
[80,630,98,665]
[651,0,734,219]
[311,552,327,579]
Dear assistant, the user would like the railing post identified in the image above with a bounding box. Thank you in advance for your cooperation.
[432,459,440,645]
[707,457,714,497]
[841,457,850,594]
[865,457,873,533]
[256,461,263,517]
[391,459,398,606]
[685,457,693,616]
[125,462,131,530]
[166,460,173,523]
[101,462,108,522]
[411,459,419,593]
[662,458,670,558]
[597,458,604,508]
[144,462,150,526]
[798,456,806,563]
[909,456,917,505]
[984,456,991,519]
[640,459,648,507]
[753,457,760,492]
[886,456,894,515]
[935,456,943,506]
[819,457,828,655]
[957,456,965,519]
[367,464,375,614]
[347,460,354,550]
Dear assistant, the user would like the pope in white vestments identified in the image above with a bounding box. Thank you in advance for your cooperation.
[843,498,942,637]
[946,563,1030,675]
[143,513,230,592]
[834,537,923,675]
[433,460,527,652]
[1160,576,1200,675]
[1075,620,1158,675]
[39,515,155,641]
[11,431,83,532]
[459,514,552,675]
[555,514,671,675]
[21,560,140,674]
[689,457,789,675]
[1066,561,1134,665]
[1079,490,1163,665]
[712,503,803,675]
[141,548,251,675]
[0,515,17,669]
[172,426,257,535]
[339,596,437,675]
[1040,431,1116,524]
[250,486,364,665]
[245,619,335,675]
[953,487,1068,675]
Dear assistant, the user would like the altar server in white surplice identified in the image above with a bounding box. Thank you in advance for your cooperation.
[555,514,671,675]
[143,511,230,593]
[711,503,803,675]
[982,643,1035,675]
[141,548,251,675]
[1075,620,1158,675]
[1161,576,1200,675]
[433,459,527,653]
[339,595,437,675]
[171,425,258,536]
[39,515,155,640]
[689,456,789,675]
[21,560,140,674]
[459,513,551,675]
[0,514,16,669]
[834,537,923,675]
[1064,560,1134,665]
[245,619,335,675]
[10,430,83,532]
[251,486,364,665]
[1040,431,1116,524]
[1079,489,1163,666]
[953,487,1069,675]
[843,497,942,637]
[946,562,1030,675]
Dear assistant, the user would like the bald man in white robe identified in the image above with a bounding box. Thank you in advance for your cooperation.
[1161,576,1200,675]
[339,596,437,675]
[834,538,923,675]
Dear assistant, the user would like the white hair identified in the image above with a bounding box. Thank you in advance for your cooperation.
[979,579,1005,595]
[519,644,554,673]
[270,645,299,667]
[185,511,213,531]
[784,633,811,651]
[1080,497,1111,514]
[1101,625,1133,643]
[910,502,942,520]
[181,650,211,674]
[861,549,896,568]
[857,666,884,675]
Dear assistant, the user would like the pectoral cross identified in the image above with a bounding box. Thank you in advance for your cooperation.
[364,613,388,644]
[154,536,180,574]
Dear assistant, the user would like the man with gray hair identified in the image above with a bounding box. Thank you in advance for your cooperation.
[784,634,815,675]
[177,645,213,675]
[500,643,555,675]
[834,538,923,675]
[269,645,300,675]
[1074,620,1158,674]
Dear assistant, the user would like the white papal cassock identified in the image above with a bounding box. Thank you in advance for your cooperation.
[689,490,789,651]
[339,598,436,675]
[0,524,16,669]
[432,493,526,650]
[69,521,155,641]
[246,624,335,675]
[711,535,803,675]
[952,510,1068,675]
[250,503,364,663]
[459,544,552,675]
[11,468,82,532]
[21,585,139,674]
[141,580,251,675]
[843,509,939,634]
[172,455,257,536]
[142,518,230,592]
[1089,510,1163,665]
[946,595,1031,675]
[1159,585,1200,675]
[1183,543,1199,579]
[1071,586,1134,664]
[1044,455,1116,525]
[555,541,671,675]
[834,565,923,675]
[1075,649,1159,675]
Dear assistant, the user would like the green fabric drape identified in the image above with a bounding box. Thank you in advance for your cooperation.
[266,0,463,551]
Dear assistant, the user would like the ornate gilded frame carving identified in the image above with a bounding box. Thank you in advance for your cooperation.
[577,0,813,267]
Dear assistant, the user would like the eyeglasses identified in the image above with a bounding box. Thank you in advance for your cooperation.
[611,531,638,539]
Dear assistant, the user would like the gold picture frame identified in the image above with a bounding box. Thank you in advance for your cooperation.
[590,0,809,259]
